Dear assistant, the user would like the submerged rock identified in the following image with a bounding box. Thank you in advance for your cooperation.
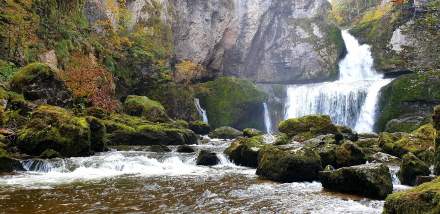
[196,150,219,166]
[188,121,211,135]
[208,127,243,139]
[9,63,73,107]
[256,146,322,182]
[176,145,195,153]
[224,136,265,168]
[398,153,430,186]
[384,177,440,214]
[319,163,393,199]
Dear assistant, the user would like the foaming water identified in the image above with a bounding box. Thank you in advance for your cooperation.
[284,30,392,132]
[194,98,209,123]
[263,102,273,134]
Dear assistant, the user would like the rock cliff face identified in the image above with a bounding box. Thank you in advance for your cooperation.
[84,0,345,84]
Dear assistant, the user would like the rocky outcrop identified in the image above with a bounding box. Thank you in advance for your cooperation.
[256,146,323,182]
[319,163,393,199]
[188,121,211,135]
[384,177,440,214]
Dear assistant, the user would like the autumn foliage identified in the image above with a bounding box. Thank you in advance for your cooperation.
[61,53,118,111]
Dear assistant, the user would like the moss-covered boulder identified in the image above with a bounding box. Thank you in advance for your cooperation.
[0,148,23,173]
[385,116,429,133]
[377,71,440,132]
[196,150,219,166]
[279,115,338,142]
[242,128,263,138]
[434,105,440,175]
[319,163,393,200]
[188,121,210,135]
[399,153,430,186]
[86,116,107,152]
[209,127,243,139]
[17,105,92,157]
[104,113,197,146]
[224,136,265,168]
[380,125,437,164]
[314,141,366,168]
[9,63,73,107]
[256,146,322,182]
[196,77,267,130]
[123,95,170,123]
[384,177,440,214]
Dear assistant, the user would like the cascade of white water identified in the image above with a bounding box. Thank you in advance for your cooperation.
[194,98,209,123]
[263,102,273,134]
[284,30,392,132]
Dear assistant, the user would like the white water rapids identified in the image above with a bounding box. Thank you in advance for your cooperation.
[284,30,392,133]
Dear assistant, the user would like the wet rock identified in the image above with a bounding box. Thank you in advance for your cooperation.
[337,125,358,142]
[278,115,338,142]
[86,116,107,153]
[189,121,211,135]
[224,136,265,168]
[319,163,393,199]
[415,176,436,186]
[196,150,219,166]
[176,145,195,153]
[0,148,23,173]
[398,153,430,186]
[256,146,323,182]
[242,128,263,138]
[433,105,440,175]
[208,127,243,139]
[9,63,73,107]
[315,141,366,168]
[368,152,401,165]
[384,178,440,214]
[123,95,171,123]
[149,145,171,153]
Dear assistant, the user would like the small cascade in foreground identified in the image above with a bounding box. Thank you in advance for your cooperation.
[194,98,209,123]
[284,30,392,133]
[263,102,273,134]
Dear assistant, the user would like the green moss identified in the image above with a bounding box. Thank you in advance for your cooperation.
[224,136,265,167]
[384,177,440,214]
[10,63,55,91]
[197,77,267,130]
[278,115,338,140]
[123,95,169,122]
[0,60,18,82]
[377,71,440,131]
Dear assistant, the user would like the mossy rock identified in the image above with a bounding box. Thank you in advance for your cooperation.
[197,77,267,130]
[10,63,73,107]
[278,115,338,141]
[40,149,61,159]
[433,105,440,175]
[242,128,263,138]
[399,153,430,186]
[385,116,429,133]
[86,116,107,152]
[256,146,322,182]
[209,127,243,139]
[123,95,170,123]
[314,141,366,169]
[224,136,265,168]
[377,71,440,132]
[319,163,393,200]
[0,148,24,173]
[384,177,440,214]
[17,105,91,157]
[273,133,291,145]
[188,121,210,135]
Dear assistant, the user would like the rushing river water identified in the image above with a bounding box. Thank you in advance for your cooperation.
[0,139,408,214]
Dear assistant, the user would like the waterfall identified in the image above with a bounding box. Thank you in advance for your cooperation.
[284,30,392,132]
[194,98,209,123]
[263,102,273,134]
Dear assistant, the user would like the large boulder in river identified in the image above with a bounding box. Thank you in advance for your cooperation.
[209,126,242,139]
[17,105,92,157]
[242,128,263,138]
[9,63,73,107]
[384,177,440,214]
[123,95,170,123]
[224,136,265,168]
[319,163,393,199]
[256,146,323,182]
[313,141,366,168]
[398,153,430,186]
[196,150,220,166]
[279,115,338,142]
[188,121,211,135]
[196,77,267,130]
[104,113,197,146]
[0,148,23,173]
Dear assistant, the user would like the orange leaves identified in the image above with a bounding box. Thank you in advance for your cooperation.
[391,0,405,5]
[61,53,118,111]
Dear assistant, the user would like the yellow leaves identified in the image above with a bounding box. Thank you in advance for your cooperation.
[359,3,393,24]
[174,60,205,84]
